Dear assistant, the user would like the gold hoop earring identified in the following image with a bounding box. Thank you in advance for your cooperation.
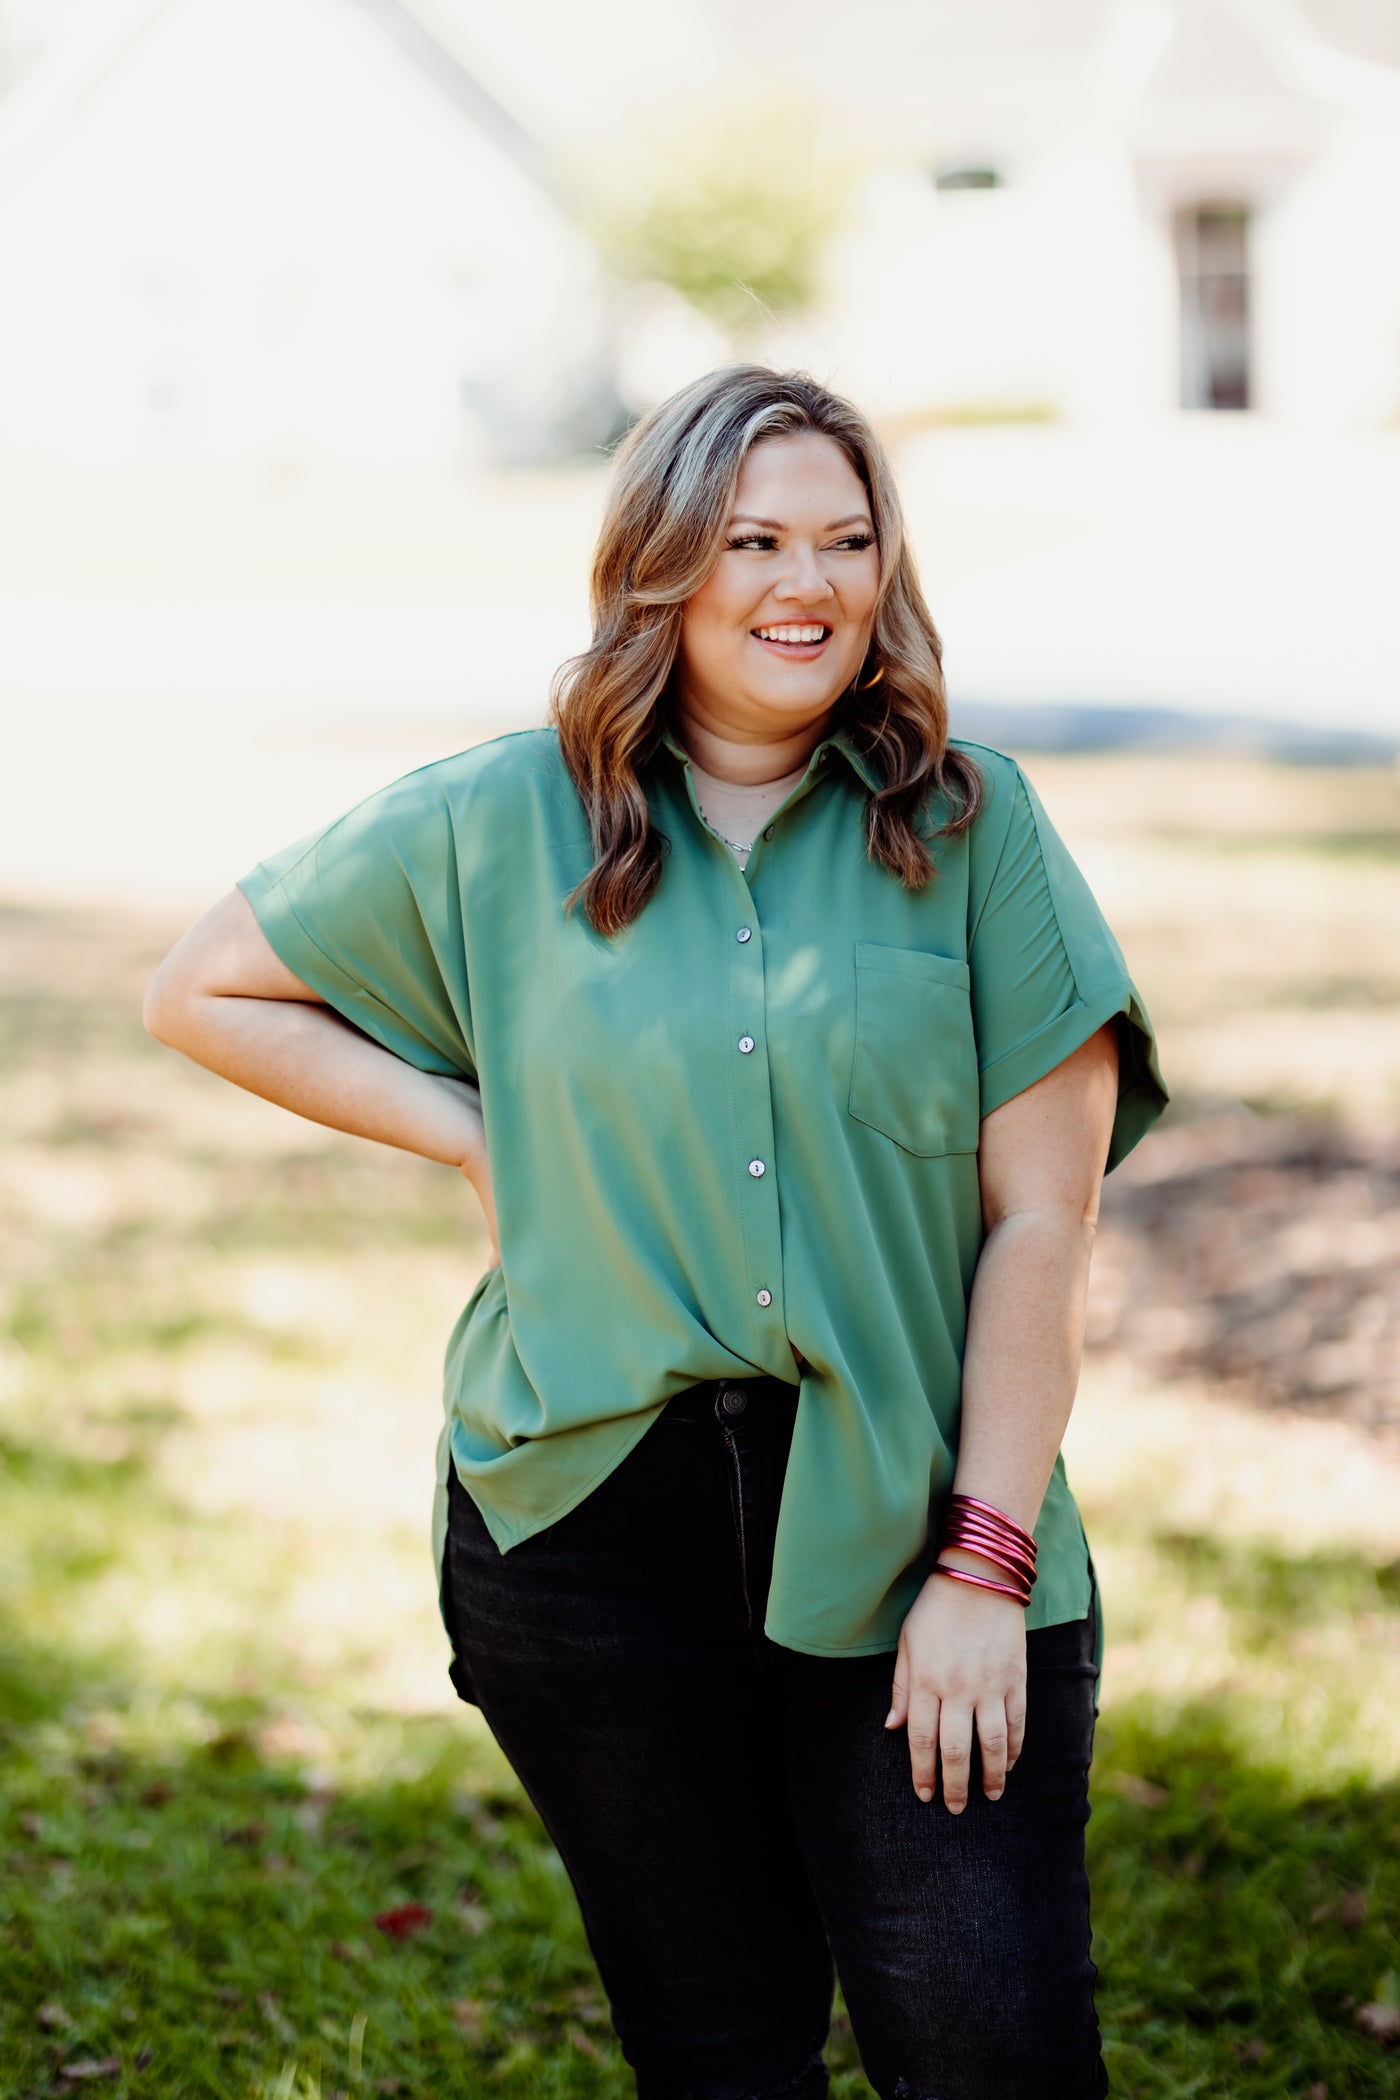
[856,662,884,691]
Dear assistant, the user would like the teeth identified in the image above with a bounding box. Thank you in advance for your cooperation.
[756,625,827,644]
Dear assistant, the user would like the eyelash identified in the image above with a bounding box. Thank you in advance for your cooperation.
[726,532,876,553]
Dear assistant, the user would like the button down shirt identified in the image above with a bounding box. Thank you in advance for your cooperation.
[238,720,1168,1661]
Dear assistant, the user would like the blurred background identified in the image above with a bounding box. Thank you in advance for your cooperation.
[1,2,1398,2095]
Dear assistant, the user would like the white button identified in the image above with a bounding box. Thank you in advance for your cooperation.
[747,1159,766,1178]
[756,1288,773,1307]
[738,1035,755,1054]
[736,926,752,943]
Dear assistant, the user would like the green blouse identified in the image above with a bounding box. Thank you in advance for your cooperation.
[238,720,1167,1667]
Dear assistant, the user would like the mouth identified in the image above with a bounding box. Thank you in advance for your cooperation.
[750,622,834,661]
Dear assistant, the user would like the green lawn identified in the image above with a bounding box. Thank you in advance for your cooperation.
[2,861,1398,2098]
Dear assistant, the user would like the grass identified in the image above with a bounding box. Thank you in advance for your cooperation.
[2,1399,1397,2098]
[1,1695,623,2095]
[2,752,1400,2096]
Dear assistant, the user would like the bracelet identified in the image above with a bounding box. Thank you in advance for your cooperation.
[941,1509,1037,1569]
[939,1526,1037,1591]
[934,1493,1039,1606]
[931,1562,1028,1605]
[947,1497,1038,1566]
[947,1498,1037,1550]
[953,1493,1039,1547]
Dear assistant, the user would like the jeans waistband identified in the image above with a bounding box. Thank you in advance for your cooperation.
[661,1371,799,1426]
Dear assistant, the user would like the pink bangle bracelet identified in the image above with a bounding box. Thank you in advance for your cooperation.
[936,1494,1039,1604]
[936,1546,1034,1599]
[943,1499,1037,1568]
[931,1562,1029,1605]
[939,1523,1037,1587]
[941,1512,1036,1570]
[942,1509,1036,1557]
[947,1494,1037,1558]
[952,1492,1037,1542]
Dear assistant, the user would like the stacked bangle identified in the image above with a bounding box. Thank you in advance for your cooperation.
[932,1493,1038,1608]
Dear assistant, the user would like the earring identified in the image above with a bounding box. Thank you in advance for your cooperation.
[856,660,884,690]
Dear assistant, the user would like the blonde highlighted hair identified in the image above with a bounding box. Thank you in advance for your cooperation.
[551,365,982,935]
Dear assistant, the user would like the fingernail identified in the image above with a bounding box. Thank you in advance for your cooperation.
[916,1786,933,1802]
[987,1787,1004,1801]
[948,1801,964,1815]
[884,1709,898,1729]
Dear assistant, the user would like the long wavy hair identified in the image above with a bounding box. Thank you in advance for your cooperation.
[551,365,983,935]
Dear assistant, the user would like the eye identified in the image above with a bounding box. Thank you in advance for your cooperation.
[832,532,876,552]
[726,533,778,551]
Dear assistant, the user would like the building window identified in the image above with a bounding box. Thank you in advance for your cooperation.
[933,164,1002,192]
[1176,204,1251,411]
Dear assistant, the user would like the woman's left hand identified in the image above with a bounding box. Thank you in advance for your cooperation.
[885,1566,1027,1811]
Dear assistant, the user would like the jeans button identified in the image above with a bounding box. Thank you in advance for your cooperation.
[719,1385,748,1417]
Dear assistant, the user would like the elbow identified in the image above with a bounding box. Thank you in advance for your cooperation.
[142,958,193,1049]
[981,1200,1099,1252]
[141,974,174,1047]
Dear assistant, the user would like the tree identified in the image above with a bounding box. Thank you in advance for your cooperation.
[585,96,853,338]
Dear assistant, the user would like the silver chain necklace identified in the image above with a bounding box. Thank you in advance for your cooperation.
[693,756,805,858]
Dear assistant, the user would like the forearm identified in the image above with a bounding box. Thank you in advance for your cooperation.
[949,1208,1097,1537]
[891,1030,1116,1806]
[149,992,482,1169]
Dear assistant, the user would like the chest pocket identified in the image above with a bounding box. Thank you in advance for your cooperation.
[848,943,980,1157]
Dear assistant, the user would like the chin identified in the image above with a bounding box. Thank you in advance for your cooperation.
[749,669,857,715]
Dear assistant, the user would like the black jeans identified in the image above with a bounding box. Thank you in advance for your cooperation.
[440,1372,1108,2100]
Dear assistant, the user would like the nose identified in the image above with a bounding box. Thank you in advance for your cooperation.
[771,544,836,605]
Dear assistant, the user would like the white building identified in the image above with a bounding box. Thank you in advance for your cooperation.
[0,0,1393,751]
[0,0,622,468]
[3,0,1398,467]
[723,0,1400,433]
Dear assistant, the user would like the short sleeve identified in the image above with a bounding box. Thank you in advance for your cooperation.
[968,761,1167,1171]
[237,766,476,1081]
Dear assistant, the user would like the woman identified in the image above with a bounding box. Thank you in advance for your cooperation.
[145,366,1167,2099]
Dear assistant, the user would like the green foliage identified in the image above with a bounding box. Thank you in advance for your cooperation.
[584,98,854,337]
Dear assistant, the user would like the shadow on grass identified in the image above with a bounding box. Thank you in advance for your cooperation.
[3,1425,1398,2099]
[5,1625,1399,2099]
[0,1603,634,2099]
[1090,1695,1400,2100]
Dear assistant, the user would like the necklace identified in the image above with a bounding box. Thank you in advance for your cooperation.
[689,749,806,860]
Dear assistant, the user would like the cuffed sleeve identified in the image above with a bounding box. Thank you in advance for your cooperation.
[968,763,1167,1171]
[237,767,476,1081]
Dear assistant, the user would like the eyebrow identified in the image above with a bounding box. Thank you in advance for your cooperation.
[729,513,873,531]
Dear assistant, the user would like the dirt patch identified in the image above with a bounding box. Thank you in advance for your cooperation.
[1091,1109,1400,1433]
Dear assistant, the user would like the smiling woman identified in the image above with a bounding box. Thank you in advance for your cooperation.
[550,365,986,935]
[143,365,1167,2100]
[683,439,877,704]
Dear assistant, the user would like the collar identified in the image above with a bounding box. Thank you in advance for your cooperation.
[647,715,884,794]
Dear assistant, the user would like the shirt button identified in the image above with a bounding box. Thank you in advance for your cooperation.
[738,1035,755,1054]
[756,1288,773,1307]
[736,926,752,943]
[763,826,775,841]
[747,1158,766,1178]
